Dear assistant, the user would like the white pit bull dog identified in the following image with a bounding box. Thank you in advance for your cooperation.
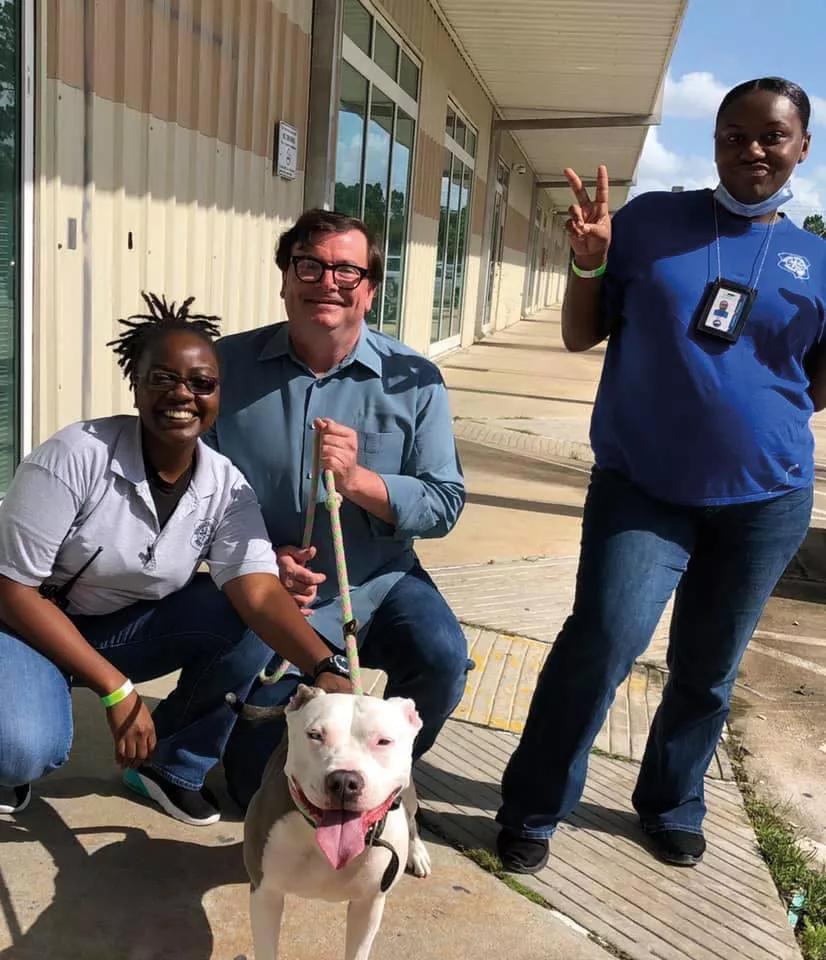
[243,685,431,960]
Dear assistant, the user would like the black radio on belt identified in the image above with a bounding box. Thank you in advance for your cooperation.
[39,546,103,612]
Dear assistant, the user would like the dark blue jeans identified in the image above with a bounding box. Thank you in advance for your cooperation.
[0,574,272,790]
[223,563,469,809]
[497,468,812,838]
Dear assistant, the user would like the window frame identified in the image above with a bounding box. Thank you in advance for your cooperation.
[338,0,421,338]
[430,99,477,354]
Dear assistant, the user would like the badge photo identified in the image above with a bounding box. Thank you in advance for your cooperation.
[695,278,755,343]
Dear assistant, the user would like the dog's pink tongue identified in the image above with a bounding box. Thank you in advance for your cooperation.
[316,810,366,869]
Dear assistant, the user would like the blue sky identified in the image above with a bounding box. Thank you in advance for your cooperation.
[632,0,826,223]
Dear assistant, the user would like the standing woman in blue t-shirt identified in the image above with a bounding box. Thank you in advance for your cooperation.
[496,77,826,873]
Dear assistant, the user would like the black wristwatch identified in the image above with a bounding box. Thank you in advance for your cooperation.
[312,654,351,681]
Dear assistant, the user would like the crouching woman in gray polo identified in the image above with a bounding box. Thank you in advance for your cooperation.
[0,293,350,826]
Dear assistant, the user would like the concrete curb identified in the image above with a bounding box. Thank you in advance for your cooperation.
[453,418,595,465]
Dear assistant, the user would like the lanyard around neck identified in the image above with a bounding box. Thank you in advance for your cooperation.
[712,199,777,292]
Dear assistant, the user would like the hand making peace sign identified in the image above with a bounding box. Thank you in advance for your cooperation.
[564,164,612,269]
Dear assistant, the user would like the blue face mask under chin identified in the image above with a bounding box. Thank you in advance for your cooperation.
[713,180,794,219]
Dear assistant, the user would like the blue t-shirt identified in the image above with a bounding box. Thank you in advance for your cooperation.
[591,188,826,505]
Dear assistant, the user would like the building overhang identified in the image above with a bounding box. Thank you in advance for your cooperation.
[429,0,687,210]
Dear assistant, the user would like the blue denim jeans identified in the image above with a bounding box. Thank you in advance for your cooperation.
[497,468,812,839]
[223,563,469,809]
[0,574,272,790]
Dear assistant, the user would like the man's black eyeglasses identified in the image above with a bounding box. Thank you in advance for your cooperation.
[291,255,369,290]
[140,370,220,396]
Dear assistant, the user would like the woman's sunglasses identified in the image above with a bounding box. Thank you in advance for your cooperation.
[140,370,220,396]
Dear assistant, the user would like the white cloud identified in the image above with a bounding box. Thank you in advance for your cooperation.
[631,128,717,194]
[632,73,826,222]
[629,129,826,223]
[811,95,826,129]
[784,172,826,223]
[664,72,729,119]
[664,73,826,130]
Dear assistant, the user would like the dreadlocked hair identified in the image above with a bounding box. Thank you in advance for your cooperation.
[107,292,221,384]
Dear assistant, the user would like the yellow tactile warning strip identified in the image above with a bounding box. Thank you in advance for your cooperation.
[364,624,732,781]
[453,627,545,733]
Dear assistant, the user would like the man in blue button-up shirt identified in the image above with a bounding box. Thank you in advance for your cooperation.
[209,209,469,808]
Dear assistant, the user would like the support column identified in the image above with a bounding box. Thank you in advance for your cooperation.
[521,177,539,317]
[304,0,343,210]
[473,118,501,340]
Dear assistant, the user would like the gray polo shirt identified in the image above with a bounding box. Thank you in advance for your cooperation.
[0,416,279,615]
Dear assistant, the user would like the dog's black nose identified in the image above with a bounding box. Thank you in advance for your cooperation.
[325,769,365,800]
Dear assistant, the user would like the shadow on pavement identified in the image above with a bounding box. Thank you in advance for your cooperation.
[466,492,584,518]
[0,688,248,959]
[0,801,245,960]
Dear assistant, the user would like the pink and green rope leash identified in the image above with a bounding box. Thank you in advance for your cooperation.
[260,431,364,695]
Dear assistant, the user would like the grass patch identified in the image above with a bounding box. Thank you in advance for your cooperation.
[464,848,549,908]
[590,745,636,763]
[462,847,635,960]
[801,921,826,960]
[729,735,826,958]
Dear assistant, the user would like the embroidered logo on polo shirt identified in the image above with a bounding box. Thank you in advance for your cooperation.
[191,519,216,550]
[778,252,811,281]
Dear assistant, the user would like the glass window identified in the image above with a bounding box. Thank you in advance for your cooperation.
[363,88,393,247]
[343,0,371,55]
[0,0,20,493]
[451,163,472,337]
[334,62,369,217]
[383,110,414,339]
[454,115,466,150]
[362,88,393,328]
[337,8,418,336]
[432,150,452,343]
[399,52,419,101]
[445,107,456,140]
[440,157,463,339]
[373,23,398,81]
[432,104,476,345]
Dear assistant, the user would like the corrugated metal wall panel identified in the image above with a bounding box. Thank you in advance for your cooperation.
[35,0,310,441]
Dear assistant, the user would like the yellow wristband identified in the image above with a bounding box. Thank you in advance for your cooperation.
[101,679,134,708]
[571,259,607,279]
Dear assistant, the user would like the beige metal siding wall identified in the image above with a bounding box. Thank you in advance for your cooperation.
[35,0,309,442]
[374,0,493,355]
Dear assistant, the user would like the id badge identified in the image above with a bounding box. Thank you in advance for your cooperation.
[695,279,755,343]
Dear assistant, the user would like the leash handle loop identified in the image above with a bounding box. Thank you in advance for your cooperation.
[260,428,364,694]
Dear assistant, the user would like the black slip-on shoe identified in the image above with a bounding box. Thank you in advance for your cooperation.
[123,766,220,826]
[646,828,706,867]
[0,784,31,814]
[496,827,550,874]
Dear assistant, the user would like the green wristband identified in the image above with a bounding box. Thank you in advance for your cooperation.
[571,258,607,279]
[101,679,134,708]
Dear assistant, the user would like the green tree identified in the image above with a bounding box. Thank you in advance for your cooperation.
[803,214,826,238]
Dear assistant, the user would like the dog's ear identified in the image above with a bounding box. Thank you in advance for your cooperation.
[390,697,422,733]
[286,683,325,713]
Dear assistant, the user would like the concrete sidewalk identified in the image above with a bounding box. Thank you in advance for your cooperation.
[417,308,814,959]
[444,308,826,476]
[0,308,809,960]
[0,683,608,960]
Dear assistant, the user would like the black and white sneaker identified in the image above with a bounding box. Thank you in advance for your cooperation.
[123,766,220,826]
[0,784,31,814]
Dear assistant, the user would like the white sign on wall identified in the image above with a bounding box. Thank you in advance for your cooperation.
[275,121,298,180]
